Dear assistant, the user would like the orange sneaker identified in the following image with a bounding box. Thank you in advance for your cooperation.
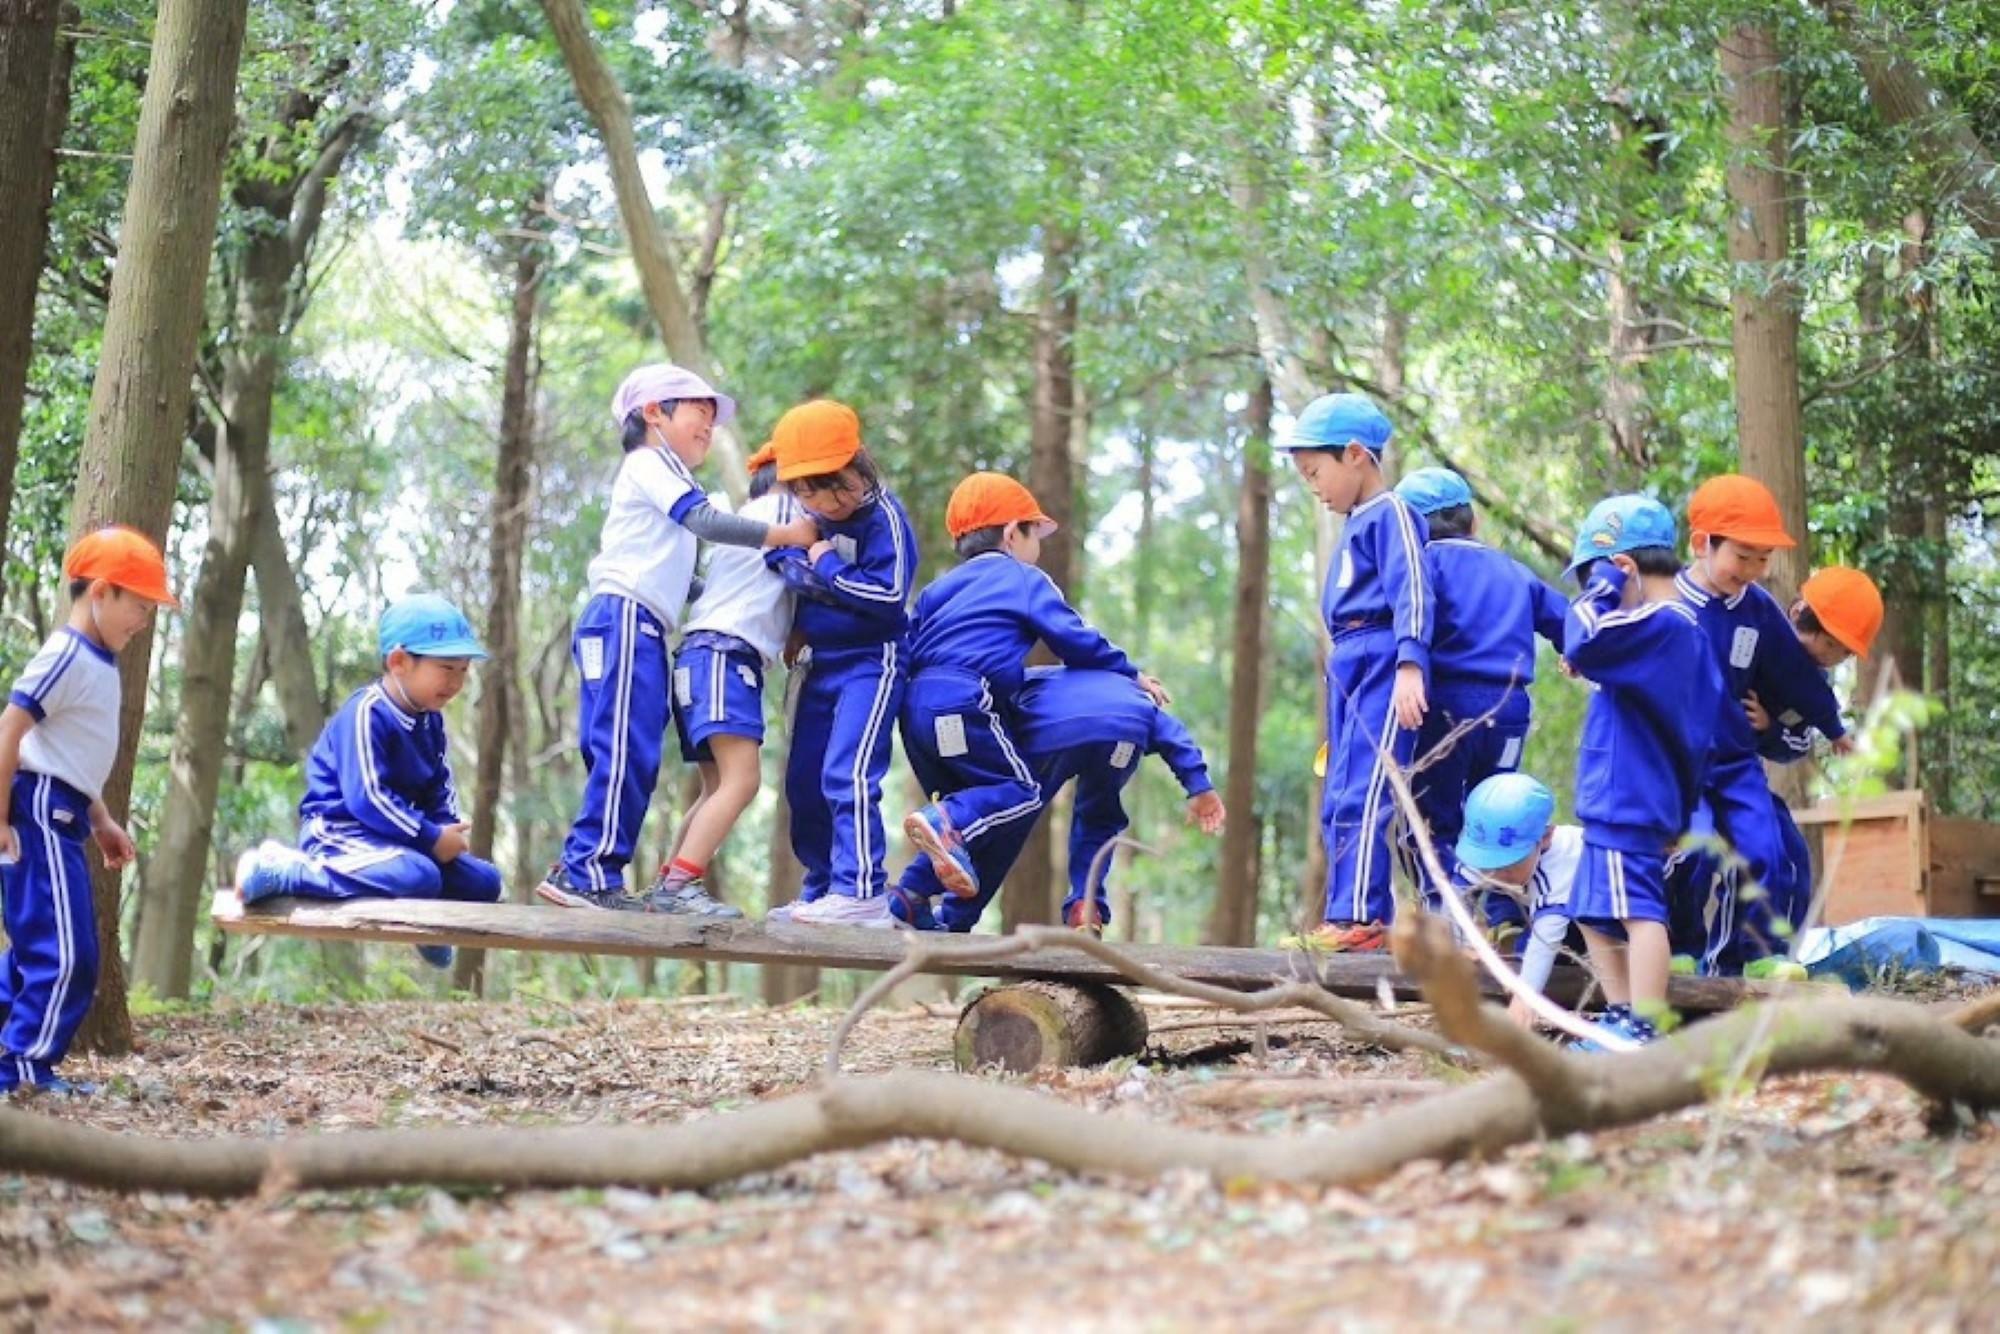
[1283,921,1390,952]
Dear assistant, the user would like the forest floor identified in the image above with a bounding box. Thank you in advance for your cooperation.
[3,977,1999,1332]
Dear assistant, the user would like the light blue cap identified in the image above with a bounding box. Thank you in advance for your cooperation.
[1456,773,1556,873]
[379,594,487,660]
[1565,494,1678,579]
[1394,466,1474,515]
[1282,392,1394,454]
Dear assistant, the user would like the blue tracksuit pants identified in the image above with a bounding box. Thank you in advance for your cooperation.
[0,773,97,1091]
[899,670,1042,852]
[561,593,671,894]
[1403,681,1531,924]
[787,644,905,900]
[1696,754,1798,972]
[301,820,504,903]
[1323,628,1417,926]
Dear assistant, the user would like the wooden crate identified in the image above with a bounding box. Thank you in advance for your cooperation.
[1793,790,2000,924]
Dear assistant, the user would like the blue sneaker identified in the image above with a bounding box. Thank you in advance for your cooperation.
[903,805,980,899]
[234,841,319,905]
[1572,1004,1659,1052]
[27,1074,97,1098]
[887,886,943,931]
[416,945,456,969]
[533,863,646,912]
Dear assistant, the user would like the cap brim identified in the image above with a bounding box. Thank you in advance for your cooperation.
[1454,840,1526,873]
[1705,525,1796,550]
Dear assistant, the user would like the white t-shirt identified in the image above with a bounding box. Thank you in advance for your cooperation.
[683,491,799,666]
[586,445,703,629]
[1528,824,1584,915]
[10,627,121,801]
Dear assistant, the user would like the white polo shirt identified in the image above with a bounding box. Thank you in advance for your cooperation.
[10,627,121,801]
[586,445,703,629]
[683,491,800,666]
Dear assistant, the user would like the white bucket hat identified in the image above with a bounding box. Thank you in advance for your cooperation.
[610,363,737,428]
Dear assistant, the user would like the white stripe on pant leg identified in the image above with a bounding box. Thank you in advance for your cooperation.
[1350,677,1402,923]
[28,777,71,1062]
[959,685,1043,841]
[846,645,898,898]
[710,649,724,725]
[589,599,638,893]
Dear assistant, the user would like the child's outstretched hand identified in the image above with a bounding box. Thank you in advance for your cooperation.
[433,822,471,863]
[1138,672,1172,708]
[1186,790,1225,834]
[93,818,136,870]
[767,515,820,549]
[1393,662,1428,729]
[1742,689,1771,732]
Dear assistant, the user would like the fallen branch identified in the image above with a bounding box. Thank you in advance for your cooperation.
[5,988,1997,1197]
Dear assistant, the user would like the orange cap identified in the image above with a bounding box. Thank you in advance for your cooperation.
[945,473,1057,540]
[63,525,179,608]
[745,442,777,473]
[1800,566,1883,657]
[770,400,862,481]
[1687,474,1796,549]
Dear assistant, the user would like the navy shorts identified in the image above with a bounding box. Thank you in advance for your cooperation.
[673,633,766,762]
[1570,841,1669,934]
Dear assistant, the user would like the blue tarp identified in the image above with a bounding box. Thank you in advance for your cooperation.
[1798,916,2000,987]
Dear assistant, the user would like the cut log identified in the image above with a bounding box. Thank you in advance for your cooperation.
[209,893,1768,1013]
[954,981,1149,1073]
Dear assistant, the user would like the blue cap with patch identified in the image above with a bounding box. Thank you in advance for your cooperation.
[1282,392,1394,455]
[1456,773,1556,873]
[379,594,487,660]
[1394,466,1474,515]
[1565,494,1677,579]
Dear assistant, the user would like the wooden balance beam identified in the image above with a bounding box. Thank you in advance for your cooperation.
[210,892,1763,1013]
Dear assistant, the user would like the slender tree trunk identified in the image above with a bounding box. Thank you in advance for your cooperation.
[68,0,249,1051]
[760,785,816,1004]
[1721,23,1809,602]
[0,1,72,572]
[1205,377,1272,946]
[1004,223,1079,931]
[536,0,746,501]
[248,483,327,754]
[456,235,544,996]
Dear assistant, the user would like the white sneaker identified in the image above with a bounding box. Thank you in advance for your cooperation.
[787,894,894,929]
[766,899,800,922]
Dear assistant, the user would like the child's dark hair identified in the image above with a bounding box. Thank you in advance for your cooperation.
[748,462,778,501]
[620,401,684,452]
[789,447,880,498]
[1628,546,1681,577]
[955,524,1010,559]
[1795,602,1827,638]
[1424,504,1475,540]
[67,576,90,601]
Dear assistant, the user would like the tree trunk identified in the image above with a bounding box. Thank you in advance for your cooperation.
[1721,23,1809,602]
[68,0,249,1051]
[536,0,745,501]
[1003,222,1079,931]
[248,478,327,754]
[130,114,361,1000]
[1205,377,1272,946]
[0,0,72,574]
[456,233,544,997]
[759,784,816,1004]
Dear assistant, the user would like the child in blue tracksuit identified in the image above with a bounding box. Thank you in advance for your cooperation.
[0,527,175,1094]
[1391,467,1567,921]
[236,595,504,969]
[1671,476,1848,974]
[762,400,918,928]
[1563,496,1722,1045]
[538,365,816,911]
[1279,393,1431,951]
[889,472,1163,917]
[894,668,1223,933]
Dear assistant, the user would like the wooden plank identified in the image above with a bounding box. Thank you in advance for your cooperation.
[211,893,1766,1013]
[1791,789,1926,828]
[1928,818,2000,920]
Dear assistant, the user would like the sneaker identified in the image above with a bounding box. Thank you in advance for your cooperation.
[902,805,980,899]
[788,894,895,929]
[1281,921,1390,952]
[235,840,315,905]
[533,863,646,912]
[644,877,745,920]
[887,886,942,932]
[415,945,456,969]
[1064,900,1105,939]
[766,898,803,922]
[1571,1004,1659,1052]
[26,1075,97,1098]
[1743,957,1809,982]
